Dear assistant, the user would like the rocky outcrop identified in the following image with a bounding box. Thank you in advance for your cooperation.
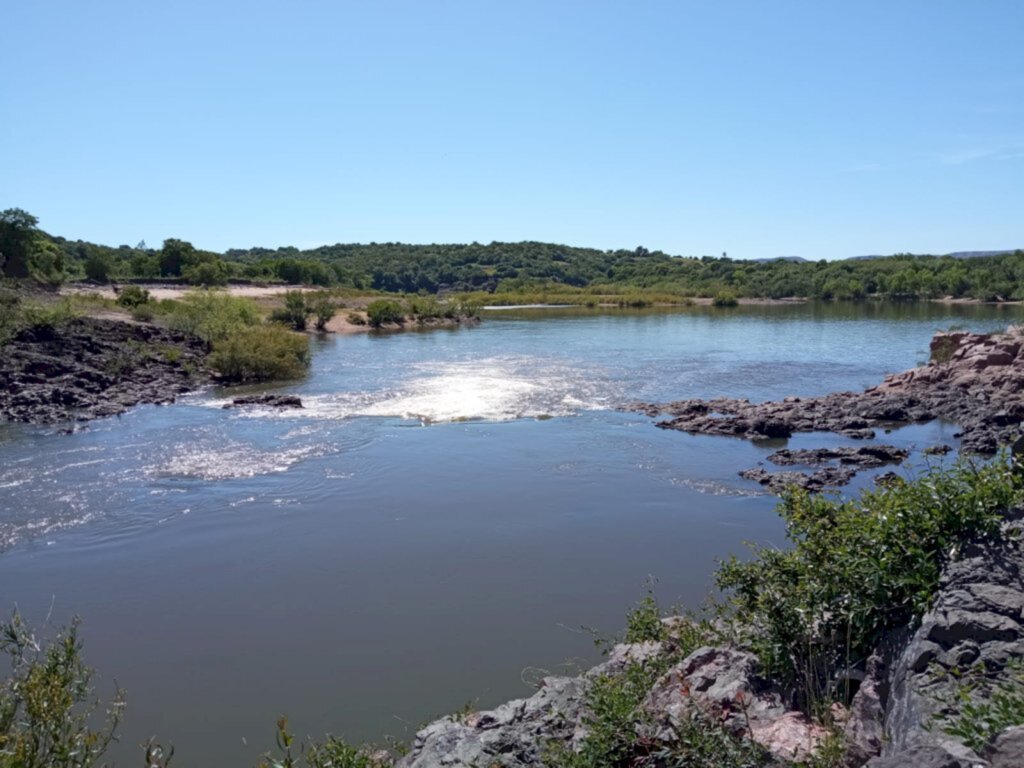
[0,317,210,425]
[643,646,827,763]
[864,512,1024,767]
[628,326,1024,491]
[396,643,658,768]
[631,326,1024,455]
[738,446,910,493]
[223,393,303,409]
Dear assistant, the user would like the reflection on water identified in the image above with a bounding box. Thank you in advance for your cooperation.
[0,301,1021,764]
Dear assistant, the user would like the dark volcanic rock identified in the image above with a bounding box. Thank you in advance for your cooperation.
[0,317,210,425]
[223,394,303,409]
[627,325,1024,456]
[740,466,856,494]
[768,445,909,468]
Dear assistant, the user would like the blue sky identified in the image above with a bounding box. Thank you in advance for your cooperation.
[2,1,1022,259]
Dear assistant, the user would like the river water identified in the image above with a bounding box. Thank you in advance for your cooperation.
[0,302,1020,764]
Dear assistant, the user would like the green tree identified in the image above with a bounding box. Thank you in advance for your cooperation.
[159,238,195,277]
[0,208,40,279]
[84,252,114,282]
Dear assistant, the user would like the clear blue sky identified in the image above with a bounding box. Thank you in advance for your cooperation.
[3,1,1022,259]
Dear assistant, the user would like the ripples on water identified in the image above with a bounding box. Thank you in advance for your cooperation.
[0,303,1020,764]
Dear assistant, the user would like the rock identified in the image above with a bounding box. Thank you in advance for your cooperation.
[875,516,1024,764]
[632,326,1024,459]
[643,646,827,763]
[0,317,210,425]
[987,725,1024,768]
[864,744,979,768]
[843,651,887,766]
[223,393,304,409]
[740,466,856,494]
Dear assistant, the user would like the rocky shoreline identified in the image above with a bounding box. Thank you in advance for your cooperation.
[0,316,211,425]
[394,507,1024,768]
[628,326,1024,492]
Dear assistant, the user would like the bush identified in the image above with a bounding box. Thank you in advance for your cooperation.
[183,260,229,287]
[209,324,310,382]
[130,304,155,322]
[167,290,261,342]
[309,293,337,331]
[83,253,114,282]
[0,291,21,344]
[366,299,405,327]
[116,285,150,308]
[0,611,125,768]
[269,291,312,331]
[716,455,1024,711]
[712,290,739,307]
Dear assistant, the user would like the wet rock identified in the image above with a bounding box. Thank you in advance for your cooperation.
[739,466,856,494]
[223,394,303,409]
[767,445,908,469]
[630,326,1024,457]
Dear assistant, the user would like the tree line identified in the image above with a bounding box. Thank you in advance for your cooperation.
[2,207,1022,300]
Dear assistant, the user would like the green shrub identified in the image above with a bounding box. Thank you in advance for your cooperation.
[624,593,665,644]
[716,456,1024,711]
[116,285,150,308]
[259,718,387,768]
[309,293,337,331]
[130,304,155,322]
[0,611,125,768]
[0,292,20,344]
[183,260,229,286]
[712,290,739,307]
[406,296,442,320]
[269,291,312,331]
[347,311,367,326]
[366,299,405,327]
[18,300,78,334]
[209,324,310,382]
[167,290,261,342]
[83,253,114,283]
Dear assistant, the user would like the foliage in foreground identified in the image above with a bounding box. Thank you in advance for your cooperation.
[0,613,124,768]
[717,456,1024,711]
[547,598,771,768]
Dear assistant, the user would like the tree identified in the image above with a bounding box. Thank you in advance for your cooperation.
[84,252,114,282]
[0,208,40,278]
[159,238,195,277]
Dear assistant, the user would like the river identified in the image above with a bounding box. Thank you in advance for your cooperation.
[0,301,1020,764]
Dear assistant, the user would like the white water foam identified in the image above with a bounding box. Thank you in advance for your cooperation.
[220,356,617,424]
[148,441,329,480]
